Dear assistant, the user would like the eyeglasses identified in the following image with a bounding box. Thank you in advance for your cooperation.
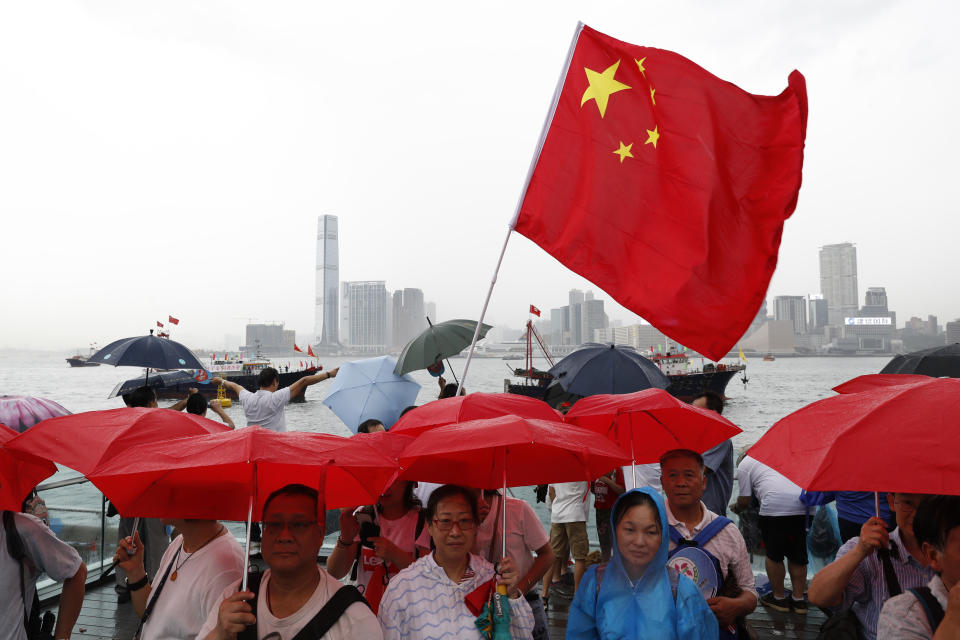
[433,517,477,531]
[263,520,315,536]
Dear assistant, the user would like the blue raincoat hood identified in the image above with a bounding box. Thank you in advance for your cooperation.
[566,487,718,640]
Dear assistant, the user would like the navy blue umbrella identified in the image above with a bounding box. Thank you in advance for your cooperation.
[108,370,200,399]
[89,330,204,380]
[547,343,670,397]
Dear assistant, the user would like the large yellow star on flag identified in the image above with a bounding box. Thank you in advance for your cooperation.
[581,60,631,118]
[613,141,634,163]
[645,125,660,149]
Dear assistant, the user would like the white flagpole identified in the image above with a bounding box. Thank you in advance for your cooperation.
[457,22,585,395]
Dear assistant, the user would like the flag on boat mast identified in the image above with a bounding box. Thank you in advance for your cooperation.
[529,305,541,317]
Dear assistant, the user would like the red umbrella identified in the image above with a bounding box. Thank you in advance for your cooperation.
[747,377,960,495]
[832,373,933,394]
[89,426,401,590]
[563,389,741,485]
[390,392,562,437]
[398,415,629,558]
[7,407,231,475]
[349,431,414,462]
[1,424,57,511]
[88,427,400,520]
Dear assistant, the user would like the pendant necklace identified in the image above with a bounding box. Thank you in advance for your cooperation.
[171,525,225,581]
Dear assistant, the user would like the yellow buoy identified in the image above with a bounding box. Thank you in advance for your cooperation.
[216,382,232,408]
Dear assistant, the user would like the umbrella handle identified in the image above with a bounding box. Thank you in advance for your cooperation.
[130,517,140,553]
[241,495,253,592]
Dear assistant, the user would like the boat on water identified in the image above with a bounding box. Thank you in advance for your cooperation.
[65,344,100,367]
[763,353,776,361]
[117,353,321,403]
[503,322,746,404]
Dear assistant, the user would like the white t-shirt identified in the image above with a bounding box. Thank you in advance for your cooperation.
[198,567,383,640]
[413,482,442,507]
[140,531,245,640]
[737,456,806,516]
[239,387,291,432]
[1,513,82,640]
[623,463,663,493]
[351,509,425,597]
[550,482,590,523]
[474,495,550,581]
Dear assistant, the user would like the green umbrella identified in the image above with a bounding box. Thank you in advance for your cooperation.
[393,318,493,382]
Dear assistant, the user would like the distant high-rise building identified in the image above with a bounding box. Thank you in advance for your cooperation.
[819,243,858,327]
[946,320,960,344]
[580,299,609,344]
[340,281,351,345]
[342,281,389,353]
[773,296,808,335]
[863,287,888,312]
[314,215,339,346]
[426,302,438,323]
[808,295,828,333]
[242,322,295,355]
[569,289,585,306]
[391,288,426,348]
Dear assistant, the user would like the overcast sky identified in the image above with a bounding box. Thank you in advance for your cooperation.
[2,0,958,351]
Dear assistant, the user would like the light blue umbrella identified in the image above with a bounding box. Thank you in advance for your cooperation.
[322,356,421,433]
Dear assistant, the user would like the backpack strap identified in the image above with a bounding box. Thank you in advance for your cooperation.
[878,547,902,598]
[908,586,945,633]
[133,547,177,639]
[667,524,685,545]
[236,570,264,640]
[291,585,369,640]
[692,517,732,547]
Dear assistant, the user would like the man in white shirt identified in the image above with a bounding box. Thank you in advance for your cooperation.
[472,489,555,640]
[114,518,244,640]
[735,455,808,614]
[1,510,86,640]
[212,366,338,433]
[200,484,382,640]
[541,482,590,599]
[660,449,757,637]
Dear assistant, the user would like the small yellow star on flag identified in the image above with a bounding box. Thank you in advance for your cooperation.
[650,87,656,106]
[613,141,634,163]
[581,60,631,118]
[635,57,646,77]
[645,125,660,149]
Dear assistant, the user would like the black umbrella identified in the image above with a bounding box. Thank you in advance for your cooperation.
[547,343,670,397]
[880,342,960,377]
[89,330,204,381]
[108,370,199,399]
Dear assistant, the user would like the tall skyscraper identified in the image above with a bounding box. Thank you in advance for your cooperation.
[391,288,426,348]
[773,296,808,335]
[314,215,339,346]
[808,295,828,334]
[819,242,858,326]
[342,281,389,353]
[580,299,609,343]
[426,302,438,323]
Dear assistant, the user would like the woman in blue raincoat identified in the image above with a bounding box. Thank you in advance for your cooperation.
[567,487,718,640]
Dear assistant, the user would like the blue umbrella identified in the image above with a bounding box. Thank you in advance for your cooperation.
[89,330,204,378]
[547,343,669,397]
[108,370,199,399]
[322,356,421,433]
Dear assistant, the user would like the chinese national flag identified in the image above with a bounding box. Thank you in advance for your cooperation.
[307,345,316,357]
[294,344,303,353]
[168,315,180,325]
[529,305,541,317]
[156,321,164,328]
[512,25,807,360]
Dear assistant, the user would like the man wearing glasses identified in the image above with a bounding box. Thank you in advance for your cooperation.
[809,493,935,640]
[199,484,383,640]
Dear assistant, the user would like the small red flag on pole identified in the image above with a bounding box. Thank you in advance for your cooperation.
[529,305,541,317]
[294,344,303,353]
[307,345,316,357]
[156,321,164,328]
[168,315,180,325]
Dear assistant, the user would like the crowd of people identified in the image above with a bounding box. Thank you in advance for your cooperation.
[3,369,960,640]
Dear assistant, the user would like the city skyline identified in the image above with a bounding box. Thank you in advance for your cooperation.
[3,2,959,351]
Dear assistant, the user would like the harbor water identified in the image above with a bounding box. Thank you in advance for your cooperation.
[1,351,888,568]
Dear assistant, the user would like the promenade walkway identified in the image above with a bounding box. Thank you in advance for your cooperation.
[49,577,826,639]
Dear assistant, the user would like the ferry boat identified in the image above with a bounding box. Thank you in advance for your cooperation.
[136,352,320,403]
[649,350,746,400]
[65,344,100,367]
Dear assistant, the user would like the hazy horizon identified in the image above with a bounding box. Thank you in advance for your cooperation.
[3,1,958,351]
